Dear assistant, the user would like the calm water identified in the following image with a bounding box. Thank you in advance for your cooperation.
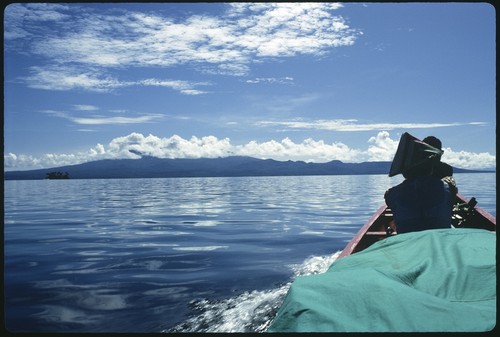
[3,173,496,332]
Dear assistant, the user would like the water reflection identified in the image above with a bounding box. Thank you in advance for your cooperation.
[4,173,495,332]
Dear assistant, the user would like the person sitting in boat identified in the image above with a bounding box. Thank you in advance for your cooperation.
[384,133,457,234]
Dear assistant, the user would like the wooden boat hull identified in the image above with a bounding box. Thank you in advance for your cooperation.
[338,193,496,259]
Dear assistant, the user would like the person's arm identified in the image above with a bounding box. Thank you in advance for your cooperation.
[442,176,458,195]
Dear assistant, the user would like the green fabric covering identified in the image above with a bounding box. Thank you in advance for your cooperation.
[267,228,496,332]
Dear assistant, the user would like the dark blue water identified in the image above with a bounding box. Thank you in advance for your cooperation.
[3,173,495,332]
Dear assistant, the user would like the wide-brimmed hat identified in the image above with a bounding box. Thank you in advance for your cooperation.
[388,132,443,177]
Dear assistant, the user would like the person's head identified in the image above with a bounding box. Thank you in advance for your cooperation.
[422,135,443,163]
[423,136,442,150]
[403,136,443,179]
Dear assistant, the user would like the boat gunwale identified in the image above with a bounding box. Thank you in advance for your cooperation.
[337,203,387,259]
[337,193,495,260]
[456,193,496,225]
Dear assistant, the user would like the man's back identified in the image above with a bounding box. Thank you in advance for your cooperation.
[385,176,455,234]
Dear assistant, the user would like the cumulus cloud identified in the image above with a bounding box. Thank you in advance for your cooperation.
[236,138,364,163]
[441,149,497,171]
[107,133,233,159]
[4,131,496,171]
[366,131,400,161]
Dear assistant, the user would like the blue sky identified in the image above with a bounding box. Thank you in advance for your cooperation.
[4,2,496,171]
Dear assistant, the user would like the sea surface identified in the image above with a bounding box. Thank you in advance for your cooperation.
[3,173,496,333]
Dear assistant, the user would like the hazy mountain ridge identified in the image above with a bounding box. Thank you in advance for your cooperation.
[3,156,491,180]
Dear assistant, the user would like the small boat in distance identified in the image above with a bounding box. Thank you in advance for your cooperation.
[46,171,70,179]
[337,192,496,259]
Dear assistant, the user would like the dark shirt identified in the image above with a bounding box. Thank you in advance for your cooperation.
[384,175,455,234]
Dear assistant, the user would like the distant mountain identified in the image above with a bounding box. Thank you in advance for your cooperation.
[3,156,493,180]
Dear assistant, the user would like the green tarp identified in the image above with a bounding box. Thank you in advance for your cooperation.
[267,228,496,332]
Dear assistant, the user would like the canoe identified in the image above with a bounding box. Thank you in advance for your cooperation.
[337,192,496,260]
[267,193,497,332]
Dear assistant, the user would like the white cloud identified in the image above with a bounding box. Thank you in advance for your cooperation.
[442,149,497,171]
[246,93,321,114]
[246,77,294,84]
[256,119,482,132]
[43,109,164,125]
[139,78,210,95]
[6,3,361,90]
[71,115,163,125]
[73,104,99,111]
[3,3,71,41]
[4,131,496,171]
[366,131,399,161]
[24,66,126,92]
[235,137,364,163]
[107,133,233,159]
[24,66,209,94]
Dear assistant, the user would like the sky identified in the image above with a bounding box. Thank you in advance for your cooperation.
[3,2,496,171]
